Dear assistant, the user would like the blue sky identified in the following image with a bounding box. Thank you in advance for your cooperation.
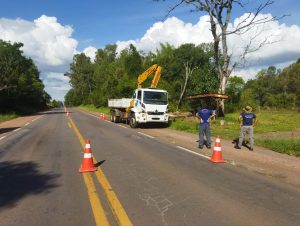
[3,0,299,50]
[1,0,300,100]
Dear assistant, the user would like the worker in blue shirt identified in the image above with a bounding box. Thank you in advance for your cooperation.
[197,103,215,149]
[235,105,257,151]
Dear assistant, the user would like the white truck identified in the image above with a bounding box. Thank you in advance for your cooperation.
[108,64,169,128]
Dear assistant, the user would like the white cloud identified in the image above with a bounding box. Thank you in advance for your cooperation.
[116,14,300,81]
[0,15,77,101]
[117,16,212,54]
[83,46,97,62]
[1,13,300,101]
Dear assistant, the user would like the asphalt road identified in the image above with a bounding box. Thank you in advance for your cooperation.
[0,108,300,226]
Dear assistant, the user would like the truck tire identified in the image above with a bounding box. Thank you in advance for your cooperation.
[110,113,115,122]
[129,114,138,128]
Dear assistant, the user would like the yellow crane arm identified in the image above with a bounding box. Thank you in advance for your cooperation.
[137,64,162,88]
[150,66,161,88]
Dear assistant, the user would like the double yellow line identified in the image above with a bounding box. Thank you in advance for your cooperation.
[68,116,132,226]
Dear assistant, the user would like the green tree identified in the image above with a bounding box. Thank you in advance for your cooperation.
[0,39,49,113]
[65,53,94,105]
[226,76,245,104]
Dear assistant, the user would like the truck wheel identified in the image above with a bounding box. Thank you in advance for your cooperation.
[110,113,115,122]
[129,114,138,128]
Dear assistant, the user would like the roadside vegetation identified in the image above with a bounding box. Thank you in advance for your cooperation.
[0,113,18,123]
[0,39,61,119]
[170,110,300,157]
[78,105,110,114]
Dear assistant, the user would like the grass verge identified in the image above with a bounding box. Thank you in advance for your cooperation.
[0,113,19,123]
[256,139,300,157]
[78,105,110,114]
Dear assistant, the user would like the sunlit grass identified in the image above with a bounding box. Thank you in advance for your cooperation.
[78,105,110,114]
[256,139,300,157]
[0,113,18,123]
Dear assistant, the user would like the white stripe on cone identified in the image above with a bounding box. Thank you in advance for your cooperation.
[85,144,91,148]
[84,153,92,158]
[213,147,222,151]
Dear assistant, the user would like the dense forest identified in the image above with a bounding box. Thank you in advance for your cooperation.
[0,39,50,114]
[65,43,219,111]
[65,43,300,113]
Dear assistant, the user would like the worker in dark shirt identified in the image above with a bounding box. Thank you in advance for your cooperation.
[197,103,215,149]
[235,105,257,151]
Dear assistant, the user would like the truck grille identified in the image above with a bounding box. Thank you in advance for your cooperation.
[147,111,164,115]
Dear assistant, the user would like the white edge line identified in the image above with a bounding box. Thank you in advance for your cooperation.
[176,146,210,159]
[138,132,154,139]
[14,128,21,132]
[31,116,43,122]
[0,136,6,141]
[24,122,30,126]
[118,125,128,129]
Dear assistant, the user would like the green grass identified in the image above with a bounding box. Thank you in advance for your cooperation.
[170,110,300,157]
[0,113,18,123]
[78,105,110,114]
[256,139,300,157]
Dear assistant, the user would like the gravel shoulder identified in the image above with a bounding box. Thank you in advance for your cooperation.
[2,109,300,189]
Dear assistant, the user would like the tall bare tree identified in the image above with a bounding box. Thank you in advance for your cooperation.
[176,62,197,111]
[160,0,284,115]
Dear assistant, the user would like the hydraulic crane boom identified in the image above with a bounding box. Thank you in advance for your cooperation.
[137,64,162,88]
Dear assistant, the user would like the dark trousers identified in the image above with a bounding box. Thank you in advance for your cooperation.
[199,123,211,147]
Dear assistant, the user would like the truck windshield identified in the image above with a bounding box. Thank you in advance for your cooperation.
[143,91,168,105]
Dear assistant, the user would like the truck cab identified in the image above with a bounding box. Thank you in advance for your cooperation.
[129,88,169,128]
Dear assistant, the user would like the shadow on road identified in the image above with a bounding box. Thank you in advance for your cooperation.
[0,161,59,209]
[94,160,106,167]
[37,111,70,115]
[232,138,252,150]
[138,122,169,129]
[0,127,20,135]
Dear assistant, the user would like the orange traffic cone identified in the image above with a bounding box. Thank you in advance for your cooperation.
[99,113,104,120]
[209,136,225,163]
[79,139,97,173]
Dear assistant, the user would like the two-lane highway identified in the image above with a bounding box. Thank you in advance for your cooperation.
[1,108,300,226]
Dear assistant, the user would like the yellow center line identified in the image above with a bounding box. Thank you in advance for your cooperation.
[68,117,109,226]
[95,168,133,226]
[82,173,110,226]
[68,115,133,226]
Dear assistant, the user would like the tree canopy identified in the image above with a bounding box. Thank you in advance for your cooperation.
[0,39,50,114]
[64,43,219,112]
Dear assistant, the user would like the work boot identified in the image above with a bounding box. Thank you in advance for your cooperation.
[198,146,203,149]
[234,145,241,149]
